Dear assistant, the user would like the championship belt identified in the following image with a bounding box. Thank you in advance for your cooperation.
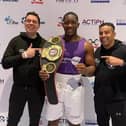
[40,36,63,104]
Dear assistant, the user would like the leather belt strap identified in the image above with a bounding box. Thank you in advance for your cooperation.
[40,36,63,104]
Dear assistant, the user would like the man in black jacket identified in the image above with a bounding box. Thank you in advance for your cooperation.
[94,22,126,126]
[2,11,46,126]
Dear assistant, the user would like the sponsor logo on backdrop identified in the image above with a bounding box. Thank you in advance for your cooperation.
[57,17,104,27]
[0,78,4,84]
[21,17,46,24]
[0,0,18,2]
[91,0,110,3]
[21,17,25,24]
[82,19,104,25]
[4,16,18,24]
[88,38,100,49]
[57,16,62,27]
[31,0,44,4]
[56,0,78,3]
[0,114,8,123]
[85,120,97,125]
[116,19,126,25]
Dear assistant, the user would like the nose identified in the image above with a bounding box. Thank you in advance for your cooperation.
[67,23,73,27]
[102,33,106,37]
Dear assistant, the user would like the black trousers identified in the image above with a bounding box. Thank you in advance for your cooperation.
[94,96,126,126]
[7,85,45,126]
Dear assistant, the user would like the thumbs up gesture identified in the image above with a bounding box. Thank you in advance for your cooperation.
[22,43,41,59]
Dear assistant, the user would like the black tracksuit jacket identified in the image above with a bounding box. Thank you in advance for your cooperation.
[94,40,126,103]
[2,32,46,91]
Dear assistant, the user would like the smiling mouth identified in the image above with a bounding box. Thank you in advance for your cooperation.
[66,29,73,33]
[101,38,108,43]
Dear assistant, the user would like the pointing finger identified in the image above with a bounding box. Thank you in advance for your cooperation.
[101,56,110,59]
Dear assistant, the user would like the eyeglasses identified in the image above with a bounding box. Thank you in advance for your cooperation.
[25,19,38,24]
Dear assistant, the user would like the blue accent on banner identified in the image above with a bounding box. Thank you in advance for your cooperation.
[91,0,110,3]
[85,120,97,125]
[116,19,126,26]
[116,23,126,26]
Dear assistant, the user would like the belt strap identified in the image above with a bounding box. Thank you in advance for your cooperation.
[40,36,63,104]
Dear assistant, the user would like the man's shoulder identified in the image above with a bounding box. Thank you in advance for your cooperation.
[10,34,21,42]
[94,47,101,56]
[40,37,47,47]
[41,37,47,42]
[95,46,101,51]
[115,39,126,48]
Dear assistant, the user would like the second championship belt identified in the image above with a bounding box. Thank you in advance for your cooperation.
[40,36,63,104]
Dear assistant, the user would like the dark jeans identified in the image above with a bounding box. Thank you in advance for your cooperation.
[94,96,126,126]
[7,85,45,126]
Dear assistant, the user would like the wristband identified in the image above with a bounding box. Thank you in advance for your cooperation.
[22,51,28,59]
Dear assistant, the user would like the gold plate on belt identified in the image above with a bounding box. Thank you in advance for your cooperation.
[42,62,56,73]
[41,42,62,61]
[48,36,61,44]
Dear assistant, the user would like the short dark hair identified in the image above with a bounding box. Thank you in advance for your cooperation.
[25,11,40,25]
[62,11,79,22]
[99,22,115,31]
